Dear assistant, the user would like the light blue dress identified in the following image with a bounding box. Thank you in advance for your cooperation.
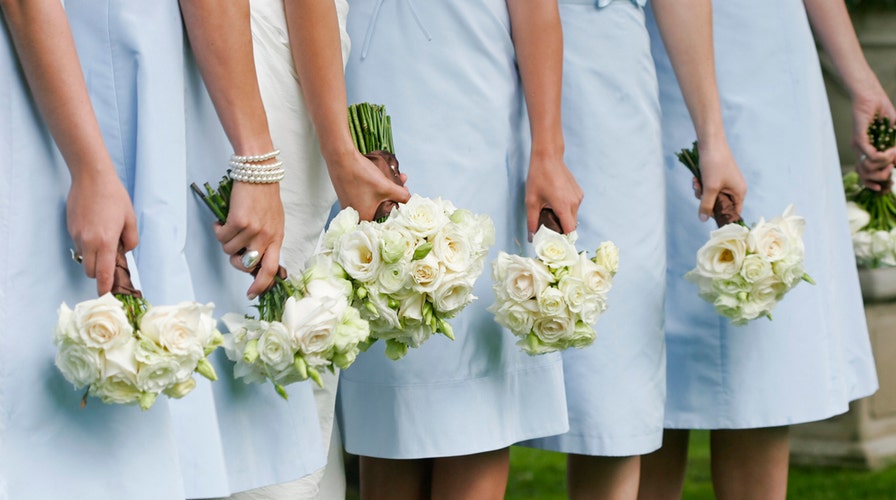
[524,0,666,457]
[1,2,323,499]
[336,0,569,459]
[646,0,878,429]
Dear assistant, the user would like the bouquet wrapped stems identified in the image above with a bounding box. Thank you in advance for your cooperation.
[677,142,743,227]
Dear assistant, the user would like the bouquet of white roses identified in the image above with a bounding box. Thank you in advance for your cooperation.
[55,251,222,410]
[843,115,896,268]
[678,143,814,325]
[320,195,495,360]
[192,181,370,399]
[488,225,619,355]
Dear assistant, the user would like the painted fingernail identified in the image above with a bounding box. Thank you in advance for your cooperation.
[699,213,709,222]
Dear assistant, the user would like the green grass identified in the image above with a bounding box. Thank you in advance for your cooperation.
[507,431,896,499]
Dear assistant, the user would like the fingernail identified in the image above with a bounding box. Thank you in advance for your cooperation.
[699,213,709,222]
[247,292,257,300]
[527,232,534,242]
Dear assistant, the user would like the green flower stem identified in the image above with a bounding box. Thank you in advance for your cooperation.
[348,103,394,154]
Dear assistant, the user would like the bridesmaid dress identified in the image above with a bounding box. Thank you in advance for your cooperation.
[646,0,878,430]
[523,0,666,456]
[336,0,569,459]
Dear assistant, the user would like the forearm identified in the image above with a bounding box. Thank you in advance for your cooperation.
[284,0,355,164]
[507,0,564,159]
[2,0,113,180]
[804,0,877,99]
[651,0,726,147]
[179,0,273,155]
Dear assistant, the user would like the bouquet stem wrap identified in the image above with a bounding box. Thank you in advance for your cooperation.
[677,142,743,227]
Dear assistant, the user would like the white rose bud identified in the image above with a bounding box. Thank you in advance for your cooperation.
[532,227,579,269]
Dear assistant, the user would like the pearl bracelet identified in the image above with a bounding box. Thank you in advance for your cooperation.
[231,149,280,163]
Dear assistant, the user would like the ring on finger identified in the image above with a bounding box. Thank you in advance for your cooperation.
[240,249,261,269]
[70,248,83,264]
[860,153,869,163]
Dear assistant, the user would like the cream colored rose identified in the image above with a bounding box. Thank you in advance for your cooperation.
[394,195,450,239]
[493,253,553,303]
[593,241,619,275]
[55,303,80,344]
[739,254,773,283]
[537,287,567,317]
[695,224,749,279]
[72,293,133,349]
[283,296,338,359]
[533,227,579,269]
[558,276,587,314]
[489,300,538,335]
[432,277,475,317]
[432,227,473,273]
[568,321,596,349]
[336,222,383,282]
[55,340,103,388]
[140,302,215,361]
[533,315,573,345]
[747,219,791,262]
[136,356,182,394]
[256,321,295,372]
[573,254,612,295]
[408,254,444,293]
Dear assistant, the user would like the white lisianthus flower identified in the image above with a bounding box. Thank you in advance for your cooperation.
[845,201,871,235]
[334,306,369,352]
[139,302,215,361]
[695,223,749,279]
[337,222,383,282]
[395,194,450,239]
[532,227,579,269]
[365,291,401,329]
[55,340,103,388]
[739,254,773,283]
[323,207,360,252]
[71,293,132,350]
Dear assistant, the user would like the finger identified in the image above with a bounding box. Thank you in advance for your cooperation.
[526,203,540,241]
[389,183,411,204]
[121,213,139,252]
[556,207,578,235]
[248,245,279,299]
[221,228,256,257]
[399,173,409,186]
[214,218,242,246]
[698,186,720,222]
[82,244,98,280]
[94,243,117,295]
[692,177,703,199]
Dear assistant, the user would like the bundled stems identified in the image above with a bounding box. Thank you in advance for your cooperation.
[677,141,744,227]
[348,103,394,154]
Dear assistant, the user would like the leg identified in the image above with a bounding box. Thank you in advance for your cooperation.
[430,448,510,500]
[710,427,789,500]
[567,454,640,500]
[359,456,431,500]
[638,429,690,500]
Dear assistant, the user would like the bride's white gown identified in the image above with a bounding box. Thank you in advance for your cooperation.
[226,1,351,498]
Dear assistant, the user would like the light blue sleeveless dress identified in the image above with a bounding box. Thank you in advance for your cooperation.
[646,0,878,429]
[523,0,666,457]
[64,1,323,498]
[336,0,569,459]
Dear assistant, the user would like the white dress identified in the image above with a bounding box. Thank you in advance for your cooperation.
[646,0,878,429]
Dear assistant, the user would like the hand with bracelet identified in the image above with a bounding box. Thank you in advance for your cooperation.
[181,0,285,299]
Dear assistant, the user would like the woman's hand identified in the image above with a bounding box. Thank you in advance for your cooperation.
[326,149,410,221]
[214,181,284,299]
[67,168,138,295]
[851,86,896,191]
[525,151,583,238]
[694,141,747,221]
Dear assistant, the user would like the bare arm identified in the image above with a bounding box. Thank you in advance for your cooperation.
[805,0,896,190]
[651,0,747,220]
[283,1,409,221]
[507,0,583,237]
[1,0,137,294]
[180,0,282,298]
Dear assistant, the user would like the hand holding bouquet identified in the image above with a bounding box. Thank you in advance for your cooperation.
[844,115,896,267]
[489,212,618,355]
[678,143,813,325]
[55,248,222,410]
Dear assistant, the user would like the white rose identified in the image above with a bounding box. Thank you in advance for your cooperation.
[695,223,749,279]
[136,354,183,394]
[772,260,805,290]
[54,303,80,344]
[323,207,360,252]
[573,253,613,295]
[568,321,597,349]
[72,293,133,350]
[537,286,568,317]
[398,292,425,322]
[139,302,215,362]
[739,254,773,283]
[449,210,495,254]
[532,227,579,269]
[336,222,383,282]
[432,277,476,317]
[593,241,619,275]
[431,226,473,273]
[394,194,450,239]
[578,295,607,325]
[256,320,295,372]
[90,337,141,404]
[408,253,444,293]
[852,230,874,264]
[772,204,807,251]
[135,335,194,383]
[557,276,588,314]
[232,358,267,384]
[871,230,892,261]
[302,254,348,284]
[163,377,197,399]
[712,294,743,323]
[493,253,553,303]
[282,296,338,359]
[747,219,792,262]
[489,300,538,335]
[845,201,871,235]
[751,276,786,307]
[533,315,573,345]
[55,340,103,388]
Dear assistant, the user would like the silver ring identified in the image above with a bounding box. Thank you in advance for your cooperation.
[241,249,261,269]
[70,248,83,264]
[860,153,869,163]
